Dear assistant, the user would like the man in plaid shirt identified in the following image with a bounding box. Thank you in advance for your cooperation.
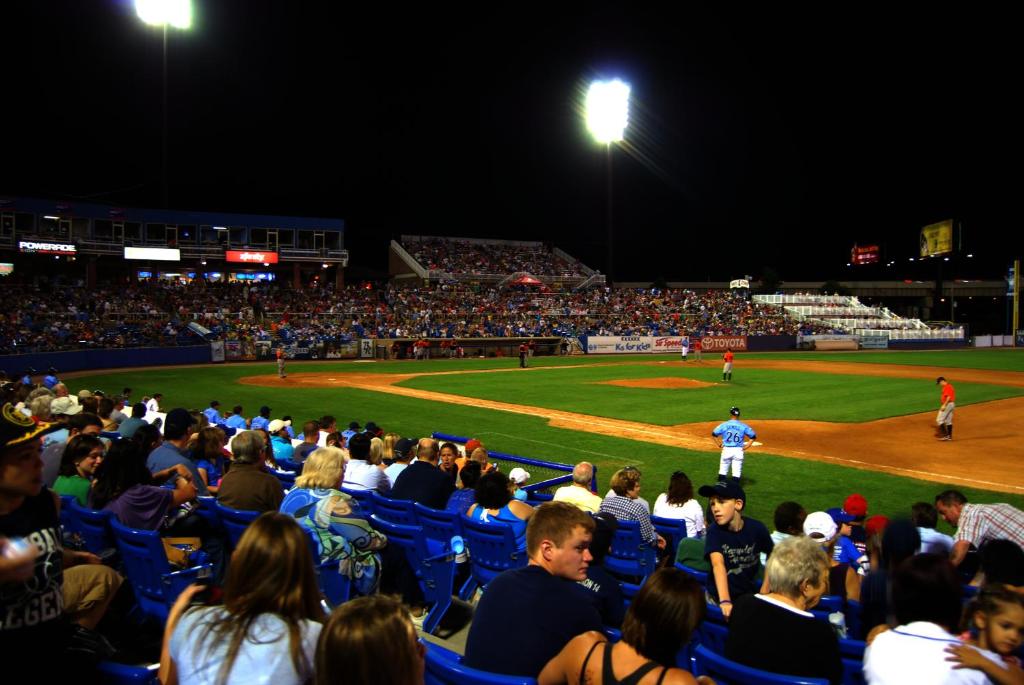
[934,489,1024,566]
[598,468,665,550]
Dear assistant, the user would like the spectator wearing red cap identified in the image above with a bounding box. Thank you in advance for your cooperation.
[843,493,869,557]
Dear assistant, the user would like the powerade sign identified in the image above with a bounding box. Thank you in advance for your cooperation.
[18,240,76,255]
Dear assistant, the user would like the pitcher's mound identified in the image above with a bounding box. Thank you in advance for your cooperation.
[598,377,717,390]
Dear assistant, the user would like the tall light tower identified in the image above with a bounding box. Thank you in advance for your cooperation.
[135,0,193,208]
[585,79,630,285]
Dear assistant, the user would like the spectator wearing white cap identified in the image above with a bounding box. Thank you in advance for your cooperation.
[803,511,861,602]
[509,467,531,502]
[43,396,82,449]
[268,418,294,463]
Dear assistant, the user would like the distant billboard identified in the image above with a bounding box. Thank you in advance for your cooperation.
[851,244,880,265]
[124,247,180,261]
[0,263,13,276]
[19,240,76,255]
[920,220,953,258]
[225,250,279,264]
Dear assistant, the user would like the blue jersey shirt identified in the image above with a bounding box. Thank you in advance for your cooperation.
[224,414,247,430]
[712,419,756,447]
[42,374,59,389]
[202,408,222,425]
[250,415,270,431]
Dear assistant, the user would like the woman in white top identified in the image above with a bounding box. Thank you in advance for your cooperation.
[652,470,706,538]
[160,512,323,685]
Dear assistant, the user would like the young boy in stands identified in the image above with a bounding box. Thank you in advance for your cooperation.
[700,480,773,620]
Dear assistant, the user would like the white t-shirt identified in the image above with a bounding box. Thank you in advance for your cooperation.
[652,494,706,538]
[170,607,321,685]
[145,398,160,413]
[864,621,1005,685]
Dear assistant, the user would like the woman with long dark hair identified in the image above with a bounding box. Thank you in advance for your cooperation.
[540,567,707,685]
[160,513,323,685]
[652,470,706,539]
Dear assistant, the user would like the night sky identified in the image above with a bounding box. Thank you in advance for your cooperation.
[3,2,1019,282]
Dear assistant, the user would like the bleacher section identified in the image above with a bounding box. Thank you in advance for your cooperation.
[753,293,965,344]
[391,236,600,286]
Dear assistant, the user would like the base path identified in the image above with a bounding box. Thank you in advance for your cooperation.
[239,360,1024,494]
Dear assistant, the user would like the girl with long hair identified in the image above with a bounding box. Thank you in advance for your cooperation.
[160,512,324,685]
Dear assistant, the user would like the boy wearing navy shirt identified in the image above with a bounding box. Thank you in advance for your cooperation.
[700,480,773,620]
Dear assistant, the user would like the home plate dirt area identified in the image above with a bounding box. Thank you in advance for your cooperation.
[239,360,1024,494]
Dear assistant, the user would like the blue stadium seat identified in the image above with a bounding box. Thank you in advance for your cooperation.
[695,618,729,655]
[621,579,642,608]
[302,527,350,609]
[839,638,866,685]
[844,599,863,640]
[423,640,537,685]
[674,561,708,585]
[816,594,843,613]
[651,515,688,556]
[458,514,528,600]
[213,501,260,550]
[109,518,212,624]
[195,496,221,530]
[693,645,829,685]
[605,519,658,581]
[275,458,302,472]
[272,469,296,490]
[69,500,117,558]
[415,503,463,545]
[97,661,159,684]
[100,431,123,442]
[340,487,375,515]
[369,515,457,634]
[370,491,418,526]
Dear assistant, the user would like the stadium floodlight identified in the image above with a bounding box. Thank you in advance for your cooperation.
[585,79,630,144]
[135,0,192,29]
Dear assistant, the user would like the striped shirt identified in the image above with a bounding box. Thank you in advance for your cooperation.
[955,503,1024,548]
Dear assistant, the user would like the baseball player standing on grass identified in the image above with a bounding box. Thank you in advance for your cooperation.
[681,337,689,361]
[936,376,955,440]
[276,347,287,378]
[712,406,756,483]
[693,337,702,362]
[722,349,734,381]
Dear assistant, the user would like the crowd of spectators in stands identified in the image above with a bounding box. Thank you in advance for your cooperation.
[403,236,586,278]
[3,368,1024,683]
[0,278,835,353]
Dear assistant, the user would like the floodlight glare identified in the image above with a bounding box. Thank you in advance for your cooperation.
[135,0,192,29]
[586,79,630,144]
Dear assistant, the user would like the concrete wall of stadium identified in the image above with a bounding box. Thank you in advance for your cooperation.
[0,345,211,374]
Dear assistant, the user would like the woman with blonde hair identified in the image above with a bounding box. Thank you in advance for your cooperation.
[279,446,387,595]
[315,595,424,685]
[382,432,399,464]
[160,512,323,685]
[369,436,385,470]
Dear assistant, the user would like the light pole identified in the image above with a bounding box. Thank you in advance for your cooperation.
[585,79,630,285]
[135,0,192,208]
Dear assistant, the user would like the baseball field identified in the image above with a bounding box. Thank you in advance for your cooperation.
[70,348,1024,532]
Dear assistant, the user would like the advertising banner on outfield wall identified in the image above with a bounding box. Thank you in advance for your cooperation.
[210,341,225,363]
[699,335,748,352]
[586,336,653,354]
[652,336,687,353]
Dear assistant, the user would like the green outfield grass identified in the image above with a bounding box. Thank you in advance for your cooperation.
[398,364,1024,424]
[746,348,1024,372]
[69,347,1024,529]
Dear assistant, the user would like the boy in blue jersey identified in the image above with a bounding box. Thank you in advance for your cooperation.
[827,507,867,574]
[711,406,757,484]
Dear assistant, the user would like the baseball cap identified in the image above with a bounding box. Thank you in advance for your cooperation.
[464,438,482,454]
[77,389,94,400]
[698,480,746,502]
[267,419,291,434]
[508,467,531,484]
[364,421,381,436]
[210,400,220,408]
[803,511,838,542]
[259,405,271,416]
[826,507,856,524]
[163,408,197,440]
[394,437,416,460]
[0,404,59,449]
[843,493,868,518]
[865,515,891,538]
[730,406,741,416]
[50,396,83,416]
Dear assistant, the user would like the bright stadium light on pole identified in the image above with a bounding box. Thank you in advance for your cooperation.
[585,79,630,285]
[135,0,193,208]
